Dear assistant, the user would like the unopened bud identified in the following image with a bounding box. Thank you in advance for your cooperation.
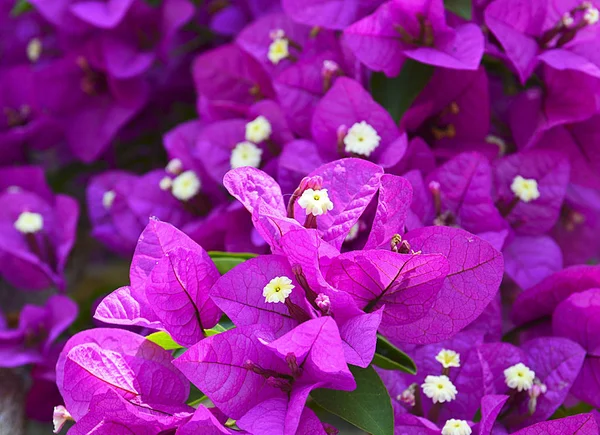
[315,293,331,314]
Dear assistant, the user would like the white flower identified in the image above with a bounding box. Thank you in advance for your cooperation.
[343,121,381,157]
[102,190,116,209]
[561,12,574,27]
[230,141,263,169]
[436,349,461,369]
[53,405,72,434]
[268,37,289,64]
[171,170,201,201]
[165,158,183,175]
[510,175,540,203]
[159,176,173,191]
[27,38,42,62]
[584,6,599,25]
[421,375,457,404]
[245,116,272,143]
[345,222,360,242]
[14,211,43,234]
[504,363,535,392]
[297,188,334,216]
[263,276,294,303]
[442,419,472,435]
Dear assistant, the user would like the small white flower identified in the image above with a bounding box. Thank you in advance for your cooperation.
[584,6,599,25]
[27,38,42,62]
[436,349,461,369]
[297,188,334,216]
[504,362,535,392]
[510,175,540,203]
[263,276,294,303]
[53,405,72,434]
[171,170,201,201]
[442,419,472,435]
[345,222,360,242]
[165,158,183,175]
[230,141,263,169]
[159,176,173,191]
[14,211,44,234]
[245,116,272,143]
[561,12,574,27]
[421,375,457,404]
[343,121,381,157]
[102,190,116,209]
[268,38,289,64]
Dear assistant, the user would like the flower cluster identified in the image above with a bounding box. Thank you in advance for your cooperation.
[1,0,600,433]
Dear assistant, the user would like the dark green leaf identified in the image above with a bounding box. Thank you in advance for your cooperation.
[310,365,394,435]
[444,0,472,20]
[208,251,257,274]
[144,0,163,6]
[370,59,434,122]
[373,334,417,374]
[146,331,183,350]
[11,0,33,16]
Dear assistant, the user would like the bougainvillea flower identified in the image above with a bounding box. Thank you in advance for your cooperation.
[39,48,148,162]
[424,152,508,242]
[493,149,570,235]
[224,158,383,251]
[552,289,600,407]
[477,337,585,430]
[211,250,383,367]
[0,167,79,290]
[29,0,135,29]
[56,328,191,422]
[503,235,563,290]
[512,265,600,326]
[174,319,355,434]
[379,226,503,344]
[402,68,492,150]
[344,0,484,76]
[237,400,328,435]
[509,67,600,149]
[0,295,77,368]
[530,114,600,189]
[192,43,274,120]
[282,0,380,29]
[95,219,222,345]
[485,0,600,83]
[511,413,599,435]
[311,78,407,167]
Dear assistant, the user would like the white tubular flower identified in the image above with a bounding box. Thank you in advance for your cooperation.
[53,405,72,433]
[343,121,381,157]
[14,211,43,234]
[263,276,294,303]
[344,222,360,242]
[27,38,42,62]
[436,349,461,369]
[584,6,599,25]
[165,158,183,175]
[442,419,472,435]
[268,37,289,64]
[297,188,334,216]
[245,116,272,143]
[171,170,201,201]
[421,375,457,404]
[504,363,535,392]
[102,190,116,209]
[510,175,540,203]
[159,176,173,191]
[230,141,263,169]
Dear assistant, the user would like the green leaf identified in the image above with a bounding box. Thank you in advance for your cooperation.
[444,0,472,20]
[11,0,33,16]
[310,365,394,435]
[372,334,417,374]
[204,323,230,336]
[208,251,258,274]
[370,59,434,122]
[146,331,184,350]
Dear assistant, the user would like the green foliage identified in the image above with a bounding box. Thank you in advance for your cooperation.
[444,0,472,20]
[311,365,394,435]
[146,331,184,350]
[370,59,434,122]
[208,251,258,274]
[372,334,417,374]
[11,0,33,16]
